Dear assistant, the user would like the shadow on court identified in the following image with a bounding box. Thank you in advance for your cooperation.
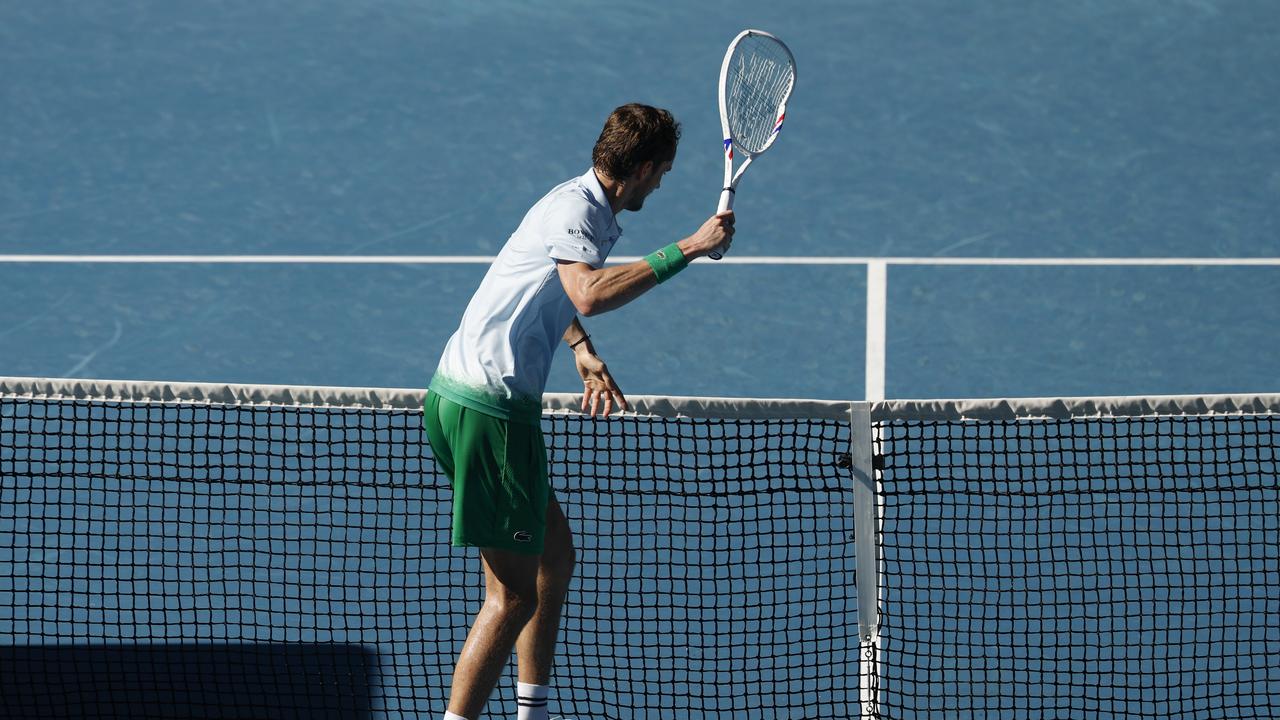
[0,643,377,719]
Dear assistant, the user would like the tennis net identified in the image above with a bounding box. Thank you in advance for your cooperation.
[1,377,1277,719]
[0,377,856,720]
[870,396,1279,719]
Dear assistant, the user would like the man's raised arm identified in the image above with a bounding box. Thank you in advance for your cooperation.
[555,211,734,317]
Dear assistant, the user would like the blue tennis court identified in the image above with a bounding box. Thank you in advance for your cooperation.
[2,0,1277,399]
[2,2,1279,719]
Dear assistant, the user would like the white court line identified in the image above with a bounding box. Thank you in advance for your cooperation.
[1,254,1279,266]
[864,262,887,403]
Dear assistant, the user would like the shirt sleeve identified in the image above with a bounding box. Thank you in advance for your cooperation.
[542,195,605,267]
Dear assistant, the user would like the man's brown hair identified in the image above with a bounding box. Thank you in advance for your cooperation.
[592,104,681,180]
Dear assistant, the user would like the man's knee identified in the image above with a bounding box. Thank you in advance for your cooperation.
[486,581,540,624]
[481,549,541,624]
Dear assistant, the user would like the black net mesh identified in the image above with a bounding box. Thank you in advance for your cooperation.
[5,383,1277,719]
[0,390,857,719]
[873,414,1280,719]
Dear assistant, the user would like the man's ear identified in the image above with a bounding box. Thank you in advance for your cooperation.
[632,160,655,183]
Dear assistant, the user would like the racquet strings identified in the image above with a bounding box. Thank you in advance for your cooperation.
[725,34,795,154]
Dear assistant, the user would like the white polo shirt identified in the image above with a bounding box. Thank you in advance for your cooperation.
[429,167,621,423]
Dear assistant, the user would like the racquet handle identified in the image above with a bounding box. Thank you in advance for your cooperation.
[717,188,735,214]
[710,189,735,260]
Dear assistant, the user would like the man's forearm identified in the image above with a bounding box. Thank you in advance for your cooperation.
[567,259,661,316]
[560,234,707,317]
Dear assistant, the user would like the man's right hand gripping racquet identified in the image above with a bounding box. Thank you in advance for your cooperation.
[710,29,797,260]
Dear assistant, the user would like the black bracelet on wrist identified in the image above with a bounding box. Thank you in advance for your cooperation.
[570,335,591,349]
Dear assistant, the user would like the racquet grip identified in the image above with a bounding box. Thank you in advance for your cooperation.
[710,189,735,260]
[716,188,735,214]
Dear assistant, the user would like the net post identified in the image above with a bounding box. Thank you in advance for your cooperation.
[865,262,887,401]
[849,401,881,718]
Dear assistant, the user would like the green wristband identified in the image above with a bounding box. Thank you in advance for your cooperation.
[644,243,688,284]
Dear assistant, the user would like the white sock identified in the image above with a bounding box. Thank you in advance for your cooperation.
[517,681,551,720]
[443,712,470,720]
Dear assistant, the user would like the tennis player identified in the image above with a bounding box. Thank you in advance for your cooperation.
[424,103,734,720]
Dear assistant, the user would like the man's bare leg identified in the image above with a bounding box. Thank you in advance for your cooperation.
[447,547,541,719]
[516,498,576,684]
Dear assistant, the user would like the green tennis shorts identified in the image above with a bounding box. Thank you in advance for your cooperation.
[423,391,549,555]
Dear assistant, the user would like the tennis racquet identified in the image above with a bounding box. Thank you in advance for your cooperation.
[711,29,797,260]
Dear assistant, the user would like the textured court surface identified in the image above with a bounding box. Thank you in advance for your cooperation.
[3,0,1278,398]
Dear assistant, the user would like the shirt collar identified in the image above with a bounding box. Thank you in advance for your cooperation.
[581,167,618,227]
